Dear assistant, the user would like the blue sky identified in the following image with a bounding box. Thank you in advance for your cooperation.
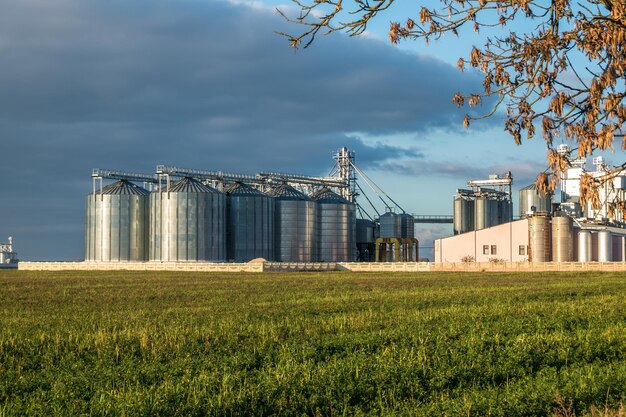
[0,0,620,260]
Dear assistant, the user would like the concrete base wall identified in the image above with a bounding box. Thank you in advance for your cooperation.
[17,261,626,273]
[18,261,264,273]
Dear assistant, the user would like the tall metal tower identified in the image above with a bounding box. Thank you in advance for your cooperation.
[332,147,358,202]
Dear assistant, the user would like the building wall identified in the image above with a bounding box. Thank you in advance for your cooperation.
[434,219,529,263]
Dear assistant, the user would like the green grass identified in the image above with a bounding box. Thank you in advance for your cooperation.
[1,270,626,416]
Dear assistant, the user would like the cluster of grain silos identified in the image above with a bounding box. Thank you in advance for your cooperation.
[527,212,626,262]
[86,178,358,263]
[379,211,414,238]
[453,192,512,234]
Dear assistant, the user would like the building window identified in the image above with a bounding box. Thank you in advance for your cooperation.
[483,245,489,255]
[491,245,497,255]
[519,245,526,256]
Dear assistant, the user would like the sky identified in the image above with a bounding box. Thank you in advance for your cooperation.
[0,0,618,261]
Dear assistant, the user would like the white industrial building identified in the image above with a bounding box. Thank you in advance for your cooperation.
[0,236,18,268]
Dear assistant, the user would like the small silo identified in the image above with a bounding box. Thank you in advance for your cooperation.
[356,219,375,244]
[519,184,552,218]
[150,177,225,262]
[551,214,574,262]
[453,196,474,234]
[379,211,401,238]
[311,187,356,262]
[85,180,149,262]
[498,199,513,224]
[399,213,415,239]
[528,215,551,262]
[474,196,489,230]
[598,230,613,262]
[356,218,376,262]
[224,182,274,262]
[488,198,500,227]
[269,184,317,262]
[578,230,592,262]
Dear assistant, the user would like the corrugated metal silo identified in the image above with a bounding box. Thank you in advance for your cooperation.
[551,215,574,262]
[474,197,489,230]
[399,213,415,239]
[311,187,356,262]
[519,184,552,218]
[528,216,551,262]
[225,182,274,262]
[578,230,592,262]
[269,184,317,262]
[379,211,401,237]
[453,196,474,234]
[488,198,500,226]
[356,219,375,243]
[498,199,512,224]
[150,177,225,262]
[598,230,613,262]
[85,180,149,262]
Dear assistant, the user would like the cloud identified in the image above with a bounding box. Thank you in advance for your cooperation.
[0,0,484,260]
[376,158,546,187]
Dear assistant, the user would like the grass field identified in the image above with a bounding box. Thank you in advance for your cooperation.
[1,270,626,416]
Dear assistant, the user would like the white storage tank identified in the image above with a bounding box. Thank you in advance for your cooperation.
[598,230,613,262]
[578,230,592,262]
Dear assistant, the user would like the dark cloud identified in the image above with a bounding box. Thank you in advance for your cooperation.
[0,0,483,260]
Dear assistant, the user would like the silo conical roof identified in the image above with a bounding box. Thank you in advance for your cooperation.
[92,179,149,196]
[267,184,310,201]
[224,182,266,196]
[310,187,351,204]
[168,177,219,193]
[520,183,538,191]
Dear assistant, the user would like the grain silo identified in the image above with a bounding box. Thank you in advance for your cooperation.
[150,177,225,262]
[269,184,317,262]
[356,218,376,261]
[224,182,274,262]
[551,214,574,262]
[519,184,552,218]
[453,196,474,234]
[474,196,489,230]
[311,187,356,262]
[528,215,551,262]
[85,180,149,262]
[399,213,415,239]
[379,211,401,238]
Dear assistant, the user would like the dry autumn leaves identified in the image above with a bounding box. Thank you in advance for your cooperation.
[279,0,626,206]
